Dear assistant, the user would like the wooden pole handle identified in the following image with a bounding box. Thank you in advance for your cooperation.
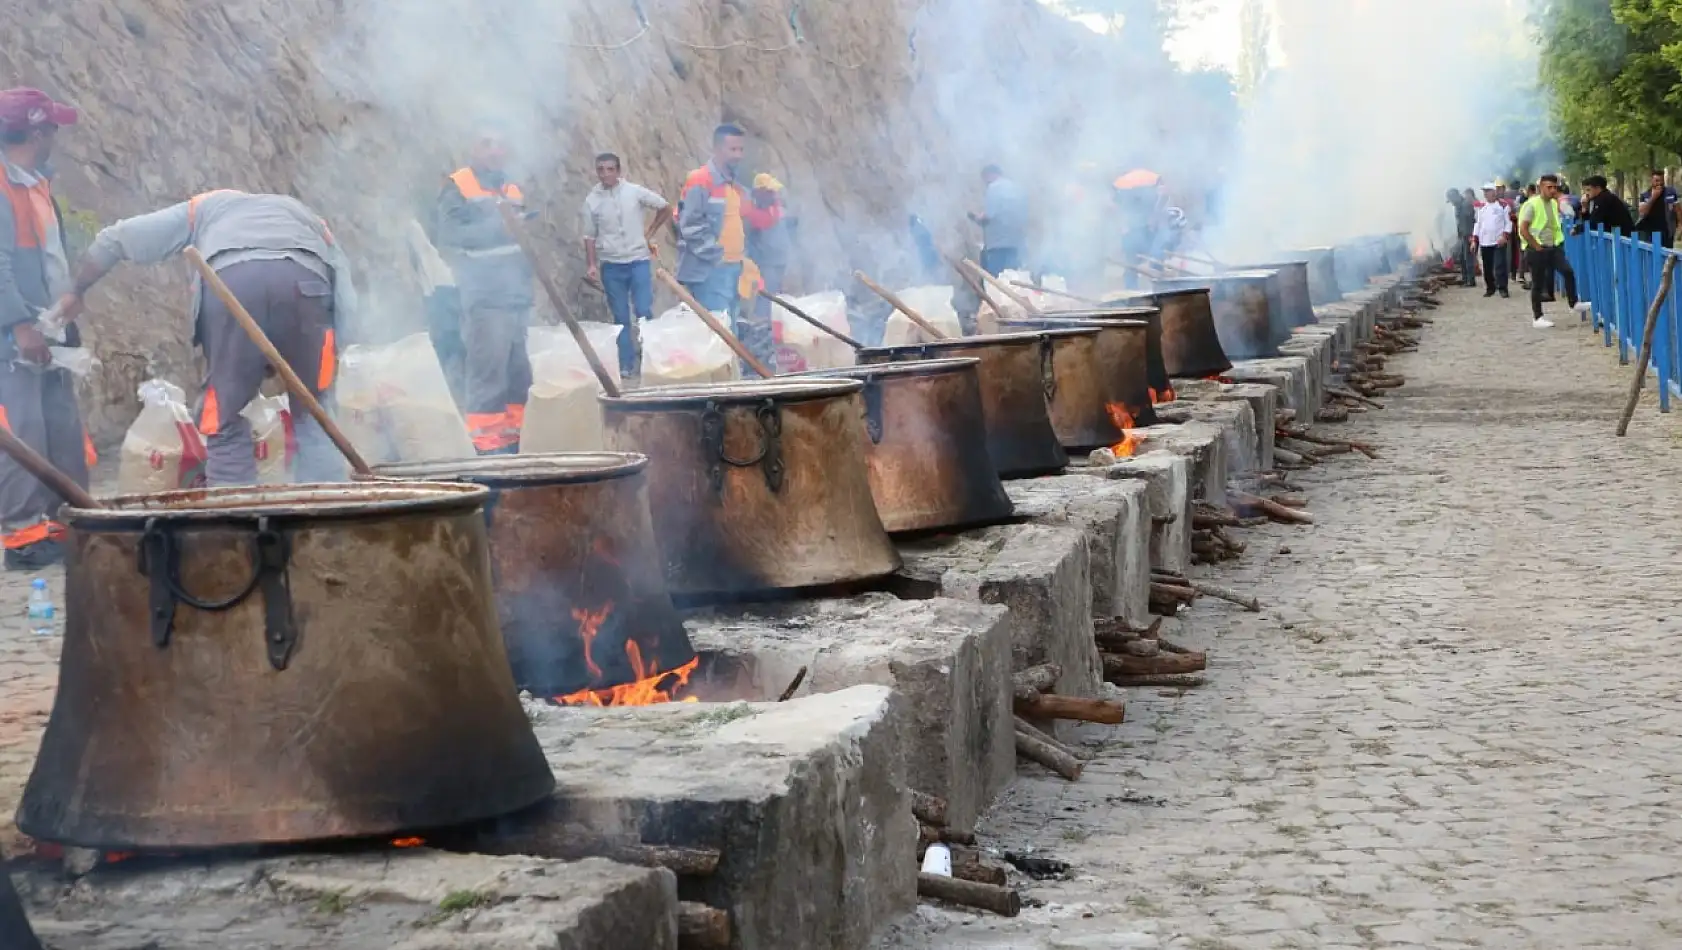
[496,203,621,397]
[0,424,100,509]
[764,292,864,349]
[185,247,373,477]
[1008,279,1105,307]
[941,251,1008,321]
[963,259,1042,315]
[853,271,949,340]
[653,268,776,378]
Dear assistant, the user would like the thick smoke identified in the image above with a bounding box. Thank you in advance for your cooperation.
[1206,0,1539,260]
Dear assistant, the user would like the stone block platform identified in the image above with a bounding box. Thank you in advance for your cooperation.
[1006,474,1152,629]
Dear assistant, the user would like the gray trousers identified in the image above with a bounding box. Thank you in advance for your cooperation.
[0,363,88,530]
[463,305,531,447]
[198,258,342,486]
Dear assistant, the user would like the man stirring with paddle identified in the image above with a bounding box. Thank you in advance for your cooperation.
[56,190,357,486]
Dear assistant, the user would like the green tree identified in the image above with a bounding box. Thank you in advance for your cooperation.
[1536,0,1682,168]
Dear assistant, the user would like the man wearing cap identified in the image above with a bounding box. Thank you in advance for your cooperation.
[0,88,89,570]
[59,190,356,486]
[1473,183,1512,299]
[744,173,790,349]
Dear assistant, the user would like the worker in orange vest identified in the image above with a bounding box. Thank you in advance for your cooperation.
[62,190,355,488]
[0,88,89,570]
[435,125,534,454]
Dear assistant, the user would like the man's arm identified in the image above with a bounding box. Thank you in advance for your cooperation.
[1517,203,1537,249]
[434,182,509,252]
[0,197,32,329]
[677,180,722,263]
[635,186,673,241]
[579,197,600,279]
[56,201,195,326]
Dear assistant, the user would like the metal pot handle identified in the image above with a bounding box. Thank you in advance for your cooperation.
[1040,336,1058,401]
[861,377,885,444]
[700,398,786,495]
[138,515,298,670]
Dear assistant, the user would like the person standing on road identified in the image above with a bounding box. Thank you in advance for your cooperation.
[0,88,89,571]
[436,125,534,455]
[1473,183,1512,299]
[1576,176,1635,237]
[580,152,671,378]
[970,164,1028,276]
[745,173,791,325]
[1518,174,1589,329]
[1452,188,1477,287]
[1634,170,1677,249]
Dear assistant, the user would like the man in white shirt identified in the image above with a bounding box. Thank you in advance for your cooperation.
[1473,183,1512,299]
[580,153,672,376]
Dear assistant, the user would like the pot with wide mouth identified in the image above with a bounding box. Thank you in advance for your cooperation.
[365,454,694,700]
[1153,271,1282,360]
[856,332,1067,478]
[1292,247,1340,305]
[798,358,1015,533]
[1000,313,1161,427]
[1334,237,1383,294]
[1150,287,1233,378]
[17,483,555,850]
[600,378,900,598]
[1231,260,1316,329]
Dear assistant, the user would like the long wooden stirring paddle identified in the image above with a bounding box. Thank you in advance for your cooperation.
[654,268,776,378]
[496,203,621,397]
[853,271,949,340]
[0,425,100,509]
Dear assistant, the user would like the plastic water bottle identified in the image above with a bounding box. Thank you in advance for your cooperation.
[26,578,55,636]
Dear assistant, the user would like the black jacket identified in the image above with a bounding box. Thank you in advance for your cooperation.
[1578,191,1636,236]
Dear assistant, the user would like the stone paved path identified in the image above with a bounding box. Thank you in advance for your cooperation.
[880,286,1682,949]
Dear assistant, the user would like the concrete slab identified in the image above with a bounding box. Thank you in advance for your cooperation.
[1152,399,1257,478]
[1129,422,1227,507]
[471,687,914,950]
[15,851,678,950]
[894,523,1102,712]
[683,595,1014,835]
[1006,473,1152,629]
[1094,450,1191,576]
[1281,327,1336,379]
[1158,380,1276,473]
[1228,356,1319,417]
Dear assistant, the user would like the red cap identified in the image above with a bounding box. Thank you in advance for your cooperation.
[0,88,78,133]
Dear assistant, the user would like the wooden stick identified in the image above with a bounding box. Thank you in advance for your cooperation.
[938,250,1006,319]
[495,204,621,397]
[1106,672,1206,688]
[656,268,776,378]
[1281,429,1380,459]
[917,872,1021,917]
[911,789,949,827]
[1231,489,1315,524]
[1619,253,1678,436]
[776,666,808,702]
[963,258,1042,315]
[1008,279,1105,307]
[1014,693,1126,725]
[1101,651,1207,678]
[185,247,372,476]
[1184,580,1261,612]
[1014,719,1084,780]
[950,848,1009,887]
[764,293,863,348]
[1150,581,1199,601]
[678,903,731,950]
[1326,385,1384,409]
[918,823,976,847]
[854,270,950,340]
[0,425,100,510]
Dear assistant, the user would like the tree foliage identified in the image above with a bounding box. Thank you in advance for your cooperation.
[1536,0,1682,168]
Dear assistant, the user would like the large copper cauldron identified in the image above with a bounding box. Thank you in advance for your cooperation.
[1155,271,1281,360]
[17,484,555,850]
[1035,327,1123,450]
[1,873,40,950]
[1294,247,1340,305]
[800,358,1015,533]
[1384,232,1411,271]
[368,454,694,699]
[1052,303,1174,399]
[1001,314,1160,427]
[857,332,1068,479]
[601,379,900,598]
[1335,238,1383,294]
[1153,288,1233,378]
[1233,260,1316,329]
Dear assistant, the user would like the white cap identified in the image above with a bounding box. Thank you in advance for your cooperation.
[1481,182,1498,190]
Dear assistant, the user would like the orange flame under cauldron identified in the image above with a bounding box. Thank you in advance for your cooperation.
[1105,403,1142,458]
[553,600,701,707]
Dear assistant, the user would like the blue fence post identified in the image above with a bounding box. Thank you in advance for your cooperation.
[1663,247,1677,411]
[1614,236,1628,359]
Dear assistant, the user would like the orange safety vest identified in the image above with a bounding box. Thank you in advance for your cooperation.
[186,190,340,435]
[0,171,50,251]
[449,168,523,204]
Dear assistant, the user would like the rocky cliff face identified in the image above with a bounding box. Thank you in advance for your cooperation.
[6,0,1135,442]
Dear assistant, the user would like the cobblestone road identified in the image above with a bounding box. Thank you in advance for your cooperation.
[881,286,1682,949]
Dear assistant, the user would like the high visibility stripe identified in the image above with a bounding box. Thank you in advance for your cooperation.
[200,387,222,436]
[449,169,523,203]
[3,520,64,549]
[0,405,11,433]
[318,329,337,391]
[0,175,49,250]
[83,428,96,467]
[504,403,525,431]
[466,411,517,451]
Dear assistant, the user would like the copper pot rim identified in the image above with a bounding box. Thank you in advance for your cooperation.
[1002,316,1152,331]
[1156,271,1276,287]
[857,331,1049,358]
[1037,326,1105,340]
[1231,260,1310,271]
[65,482,491,528]
[367,451,650,487]
[1145,287,1211,301]
[798,356,981,381]
[600,377,862,410]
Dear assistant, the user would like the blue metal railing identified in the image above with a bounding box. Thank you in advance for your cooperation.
[1565,227,1681,411]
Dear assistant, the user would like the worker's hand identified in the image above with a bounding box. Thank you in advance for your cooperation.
[54,292,84,324]
[12,322,51,365]
[646,239,660,256]
[1498,235,1508,246]
[586,265,601,285]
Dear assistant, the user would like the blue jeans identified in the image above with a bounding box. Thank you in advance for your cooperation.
[682,263,742,319]
[601,260,652,374]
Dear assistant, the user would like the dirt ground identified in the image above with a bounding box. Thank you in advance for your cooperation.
[879,285,1682,949]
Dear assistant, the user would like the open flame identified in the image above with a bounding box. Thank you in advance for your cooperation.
[1203,374,1236,384]
[553,600,701,707]
[1148,385,1176,404]
[392,837,426,849]
[1105,403,1142,458]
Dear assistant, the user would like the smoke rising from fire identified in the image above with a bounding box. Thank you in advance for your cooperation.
[1205,0,1540,260]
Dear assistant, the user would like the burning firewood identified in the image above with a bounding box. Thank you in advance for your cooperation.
[679,902,732,950]
[1014,716,1085,781]
[917,872,1022,917]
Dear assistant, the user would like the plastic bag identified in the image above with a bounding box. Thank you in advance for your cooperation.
[47,346,99,377]
[772,291,855,373]
[241,394,295,484]
[336,332,475,464]
[641,306,740,387]
[118,380,208,494]
[881,285,963,346]
[521,324,623,454]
